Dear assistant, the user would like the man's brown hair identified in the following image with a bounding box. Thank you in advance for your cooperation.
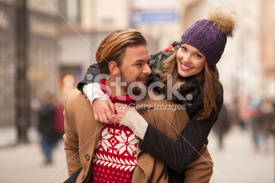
[96,29,148,74]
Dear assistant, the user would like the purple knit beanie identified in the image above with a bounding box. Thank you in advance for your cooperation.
[180,8,236,67]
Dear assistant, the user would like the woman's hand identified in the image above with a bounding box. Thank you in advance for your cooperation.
[107,103,130,123]
[92,99,132,124]
[92,99,116,123]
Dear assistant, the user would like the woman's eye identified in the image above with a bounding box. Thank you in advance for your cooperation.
[195,54,202,58]
[180,46,187,51]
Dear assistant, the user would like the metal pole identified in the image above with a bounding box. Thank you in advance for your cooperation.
[16,0,29,143]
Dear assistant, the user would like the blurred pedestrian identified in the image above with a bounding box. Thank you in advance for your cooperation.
[259,98,274,153]
[236,96,250,130]
[248,100,262,151]
[213,104,231,150]
[54,97,64,141]
[270,101,275,135]
[38,93,58,165]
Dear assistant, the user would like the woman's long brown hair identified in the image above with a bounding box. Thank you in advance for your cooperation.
[161,50,221,120]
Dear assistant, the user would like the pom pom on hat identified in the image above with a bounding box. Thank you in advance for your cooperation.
[206,7,236,37]
[180,7,236,67]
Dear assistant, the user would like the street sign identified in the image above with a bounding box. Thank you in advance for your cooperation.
[131,11,178,25]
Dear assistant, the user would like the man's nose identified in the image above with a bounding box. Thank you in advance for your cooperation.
[143,63,152,75]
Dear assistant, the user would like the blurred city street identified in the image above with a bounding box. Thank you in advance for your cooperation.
[0,125,273,183]
[0,139,68,183]
[208,126,274,183]
[0,0,274,183]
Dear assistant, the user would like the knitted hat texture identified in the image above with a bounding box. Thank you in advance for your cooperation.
[180,8,236,67]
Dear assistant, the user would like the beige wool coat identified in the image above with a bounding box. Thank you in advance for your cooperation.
[63,89,213,183]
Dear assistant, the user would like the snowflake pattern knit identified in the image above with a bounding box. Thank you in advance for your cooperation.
[92,78,139,182]
[92,123,139,183]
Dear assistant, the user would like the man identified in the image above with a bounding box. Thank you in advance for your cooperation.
[63,29,212,183]
[38,93,58,165]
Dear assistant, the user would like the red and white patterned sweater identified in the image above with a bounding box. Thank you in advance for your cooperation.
[92,79,138,183]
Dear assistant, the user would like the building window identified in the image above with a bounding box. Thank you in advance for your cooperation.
[59,0,81,25]
[58,0,68,23]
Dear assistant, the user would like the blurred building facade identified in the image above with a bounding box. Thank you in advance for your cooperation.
[27,0,59,143]
[0,0,274,146]
[0,0,17,146]
[57,0,188,94]
[0,0,59,146]
[58,0,275,100]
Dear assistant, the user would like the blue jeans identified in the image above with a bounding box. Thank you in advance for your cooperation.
[41,135,57,161]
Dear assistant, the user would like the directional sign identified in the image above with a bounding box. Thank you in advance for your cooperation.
[131,11,178,25]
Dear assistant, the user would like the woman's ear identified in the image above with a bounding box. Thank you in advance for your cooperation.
[108,61,119,76]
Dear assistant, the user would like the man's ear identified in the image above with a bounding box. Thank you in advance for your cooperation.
[108,61,119,76]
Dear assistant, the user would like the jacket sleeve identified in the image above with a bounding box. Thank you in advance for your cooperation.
[139,87,223,172]
[63,92,82,176]
[184,144,213,183]
[77,63,100,93]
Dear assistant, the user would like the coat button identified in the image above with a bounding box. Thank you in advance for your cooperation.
[85,154,90,161]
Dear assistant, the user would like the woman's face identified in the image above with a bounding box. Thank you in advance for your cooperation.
[176,44,206,77]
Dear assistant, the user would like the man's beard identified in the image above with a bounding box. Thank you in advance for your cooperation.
[120,72,146,96]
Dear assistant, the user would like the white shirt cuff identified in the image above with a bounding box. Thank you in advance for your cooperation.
[120,109,148,139]
[83,83,109,105]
